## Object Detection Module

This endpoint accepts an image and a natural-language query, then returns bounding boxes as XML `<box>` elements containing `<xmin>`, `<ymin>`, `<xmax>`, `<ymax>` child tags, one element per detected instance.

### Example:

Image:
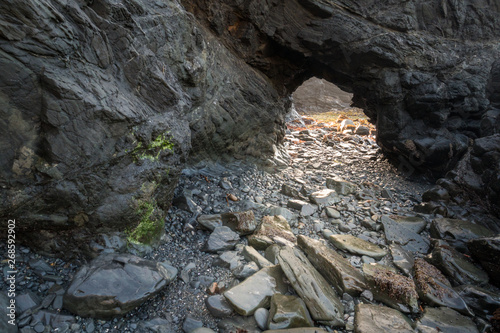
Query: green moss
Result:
<box><xmin>127</xmin><ymin>200</ymin><xmax>164</xmax><ymax>245</ymax></box>
<box><xmin>131</xmin><ymin>133</ymin><xmax>174</xmax><ymax>162</ymax></box>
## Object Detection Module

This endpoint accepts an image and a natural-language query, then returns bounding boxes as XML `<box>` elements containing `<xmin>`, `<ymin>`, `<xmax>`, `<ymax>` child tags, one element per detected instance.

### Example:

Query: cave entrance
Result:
<box><xmin>289</xmin><ymin>77</ymin><xmax>374</xmax><ymax>137</ymax></box>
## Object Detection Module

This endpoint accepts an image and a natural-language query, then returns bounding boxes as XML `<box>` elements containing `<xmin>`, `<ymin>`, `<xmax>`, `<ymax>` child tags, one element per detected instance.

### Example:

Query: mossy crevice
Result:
<box><xmin>127</xmin><ymin>200</ymin><xmax>164</xmax><ymax>245</ymax></box>
<box><xmin>131</xmin><ymin>133</ymin><xmax>174</xmax><ymax>162</ymax></box>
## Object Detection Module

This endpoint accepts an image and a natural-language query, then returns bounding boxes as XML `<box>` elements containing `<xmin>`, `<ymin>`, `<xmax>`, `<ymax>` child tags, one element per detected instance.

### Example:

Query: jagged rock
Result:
<box><xmin>223</xmin><ymin>265</ymin><xmax>287</xmax><ymax>316</ymax></box>
<box><xmin>212</xmin><ymin>251</ymin><xmax>242</xmax><ymax>270</ymax></box>
<box><xmin>362</xmin><ymin>263</ymin><xmax>419</xmax><ymax>313</ymax></box>
<box><xmin>428</xmin><ymin>241</ymin><xmax>489</xmax><ymax>286</ymax></box>
<box><xmin>287</xmin><ymin>199</ymin><xmax>317</xmax><ymax>216</ymax></box>
<box><xmin>468</xmin><ymin>236</ymin><xmax>500</xmax><ymax>287</ymax></box>
<box><xmin>354</xmin><ymin>304</ymin><xmax>414</xmax><ymax>333</ymax></box>
<box><xmin>242</xmin><ymin>246</ymin><xmax>273</xmax><ymax>268</ymax></box>
<box><xmin>205</xmin><ymin>295</ymin><xmax>234</xmax><ymax>318</ymax></box>
<box><xmin>430</xmin><ymin>218</ymin><xmax>494</xmax><ymax>252</ymax></box>
<box><xmin>197</xmin><ymin>215</ymin><xmax>223</xmax><ymax>231</ymax></box>
<box><xmin>278</xmin><ymin>246</ymin><xmax>344</xmax><ymax>326</ymax></box>
<box><xmin>416</xmin><ymin>307</ymin><xmax>479</xmax><ymax>333</ymax></box>
<box><xmin>267</xmin><ymin>294</ymin><xmax>314</xmax><ymax>330</ymax></box>
<box><xmin>203</xmin><ymin>226</ymin><xmax>240</xmax><ymax>253</ymax></box>
<box><xmin>221</xmin><ymin>211</ymin><xmax>257</xmax><ymax>235</ymax></box>
<box><xmin>326</xmin><ymin>177</ymin><xmax>357</xmax><ymax>195</ymax></box>
<box><xmin>414</xmin><ymin>259</ymin><xmax>472</xmax><ymax>316</ymax></box>
<box><xmin>381</xmin><ymin>215</ymin><xmax>430</xmax><ymax>254</ymax></box>
<box><xmin>309</xmin><ymin>189</ymin><xmax>340</xmax><ymax>206</ymax></box>
<box><xmin>232</xmin><ymin>262</ymin><xmax>260</xmax><ymax>279</ymax></box>
<box><xmin>297</xmin><ymin>235</ymin><xmax>367</xmax><ymax>296</ymax></box>
<box><xmin>248</xmin><ymin>215</ymin><xmax>296</xmax><ymax>250</ymax></box>
<box><xmin>390</xmin><ymin>244</ymin><xmax>414</xmax><ymax>276</ymax></box>
<box><xmin>328</xmin><ymin>234</ymin><xmax>387</xmax><ymax>259</ymax></box>
<box><xmin>63</xmin><ymin>253</ymin><xmax>173</xmax><ymax>319</ymax></box>
<box><xmin>281</xmin><ymin>184</ymin><xmax>302</xmax><ymax>198</ymax></box>
<box><xmin>454</xmin><ymin>285</ymin><xmax>500</xmax><ymax>318</ymax></box>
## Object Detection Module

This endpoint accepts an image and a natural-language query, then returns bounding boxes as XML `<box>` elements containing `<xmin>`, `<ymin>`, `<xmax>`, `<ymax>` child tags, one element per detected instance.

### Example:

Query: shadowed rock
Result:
<box><xmin>430</xmin><ymin>218</ymin><xmax>494</xmax><ymax>252</ymax></box>
<box><xmin>468</xmin><ymin>236</ymin><xmax>500</xmax><ymax>287</ymax></box>
<box><xmin>417</xmin><ymin>307</ymin><xmax>479</xmax><ymax>333</ymax></box>
<box><xmin>381</xmin><ymin>215</ymin><xmax>430</xmax><ymax>254</ymax></box>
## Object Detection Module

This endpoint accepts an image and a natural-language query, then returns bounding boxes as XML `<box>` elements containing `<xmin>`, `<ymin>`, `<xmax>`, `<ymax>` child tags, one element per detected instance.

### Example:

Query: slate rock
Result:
<box><xmin>0</xmin><ymin>293</ymin><xmax>17</xmax><ymax>333</ymax></box>
<box><xmin>298</xmin><ymin>235</ymin><xmax>367</xmax><ymax>296</ymax></box>
<box><xmin>233</xmin><ymin>262</ymin><xmax>260</xmax><ymax>279</ymax></box>
<box><xmin>16</xmin><ymin>291</ymin><xmax>41</xmax><ymax>314</ymax></box>
<box><xmin>266</xmin><ymin>206</ymin><xmax>297</xmax><ymax>222</ymax></box>
<box><xmin>248</xmin><ymin>215</ymin><xmax>296</xmax><ymax>250</ymax></box>
<box><xmin>428</xmin><ymin>241</ymin><xmax>489</xmax><ymax>286</ymax></box>
<box><xmin>363</xmin><ymin>263</ymin><xmax>419</xmax><ymax>313</ymax></box>
<box><xmin>278</xmin><ymin>246</ymin><xmax>344</xmax><ymax>326</ymax></box>
<box><xmin>381</xmin><ymin>215</ymin><xmax>430</xmax><ymax>254</ymax></box>
<box><xmin>387</xmin><ymin>215</ymin><xmax>427</xmax><ymax>233</ymax></box>
<box><xmin>281</xmin><ymin>183</ymin><xmax>302</xmax><ymax>198</ymax></box>
<box><xmin>309</xmin><ymin>189</ymin><xmax>340</xmax><ymax>206</ymax></box>
<box><xmin>197</xmin><ymin>215</ymin><xmax>223</xmax><ymax>231</ymax></box>
<box><xmin>414</xmin><ymin>258</ymin><xmax>472</xmax><ymax>316</ymax></box>
<box><xmin>326</xmin><ymin>177</ymin><xmax>357</xmax><ymax>195</ymax></box>
<box><xmin>325</xmin><ymin>206</ymin><xmax>341</xmax><ymax>218</ymax></box>
<box><xmin>63</xmin><ymin>253</ymin><xmax>170</xmax><ymax>319</ymax></box>
<box><xmin>183</xmin><ymin>315</ymin><xmax>203</xmax><ymax>333</ymax></box>
<box><xmin>242</xmin><ymin>246</ymin><xmax>273</xmax><ymax>268</ymax></box>
<box><xmin>287</xmin><ymin>199</ymin><xmax>317</xmax><ymax>216</ymax></box>
<box><xmin>203</xmin><ymin>226</ymin><xmax>240</xmax><ymax>253</ymax></box>
<box><xmin>417</xmin><ymin>307</ymin><xmax>479</xmax><ymax>333</ymax></box>
<box><xmin>267</xmin><ymin>294</ymin><xmax>314</xmax><ymax>330</ymax></box>
<box><xmin>254</xmin><ymin>308</ymin><xmax>269</xmax><ymax>330</ymax></box>
<box><xmin>354</xmin><ymin>303</ymin><xmax>414</xmax><ymax>333</ymax></box>
<box><xmin>221</xmin><ymin>210</ymin><xmax>257</xmax><ymax>235</ymax></box>
<box><xmin>265</xmin><ymin>244</ymin><xmax>282</xmax><ymax>264</ymax></box>
<box><xmin>262</xmin><ymin>329</ymin><xmax>327</xmax><ymax>333</ymax></box>
<box><xmin>455</xmin><ymin>284</ymin><xmax>500</xmax><ymax>320</ymax></box>
<box><xmin>136</xmin><ymin>317</ymin><xmax>174</xmax><ymax>333</ymax></box>
<box><xmin>224</xmin><ymin>265</ymin><xmax>287</xmax><ymax>316</ymax></box>
<box><xmin>390</xmin><ymin>244</ymin><xmax>414</xmax><ymax>276</ymax></box>
<box><xmin>213</xmin><ymin>251</ymin><xmax>242</xmax><ymax>270</ymax></box>
<box><xmin>218</xmin><ymin>316</ymin><xmax>261</xmax><ymax>333</ymax></box>
<box><xmin>468</xmin><ymin>236</ymin><xmax>500</xmax><ymax>287</ymax></box>
<box><xmin>205</xmin><ymin>295</ymin><xmax>234</xmax><ymax>318</ymax></box>
<box><xmin>328</xmin><ymin>234</ymin><xmax>387</xmax><ymax>259</ymax></box>
<box><xmin>430</xmin><ymin>218</ymin><xmax>494</xmax><ymax>252</ymax></box>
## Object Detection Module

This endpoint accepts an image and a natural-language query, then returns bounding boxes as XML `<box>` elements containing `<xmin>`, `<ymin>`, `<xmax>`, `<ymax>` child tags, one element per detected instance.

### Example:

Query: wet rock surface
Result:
<box><xmin>1</xmin><ymin>114</ymin><xmax>499</xmax><ymax>332</ymax></box>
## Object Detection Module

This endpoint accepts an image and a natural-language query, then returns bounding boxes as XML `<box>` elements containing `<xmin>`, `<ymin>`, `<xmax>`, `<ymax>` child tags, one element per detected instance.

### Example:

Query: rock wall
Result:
<box><xmin>0</xmin><ymin>0</ymin><xmax>284</xmax><ymax>256</ymax></box>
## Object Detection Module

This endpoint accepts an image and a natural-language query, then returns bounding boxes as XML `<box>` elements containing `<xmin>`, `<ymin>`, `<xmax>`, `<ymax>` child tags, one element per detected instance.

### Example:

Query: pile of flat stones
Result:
<box><xmin>2</xmin><ymin>116</ymin><xmax>500</xmax><ymax>333</ymax></box>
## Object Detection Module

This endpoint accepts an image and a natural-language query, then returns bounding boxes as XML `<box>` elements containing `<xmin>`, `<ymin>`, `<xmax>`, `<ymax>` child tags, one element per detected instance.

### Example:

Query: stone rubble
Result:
<box><xmin>1</xmin><ymin>114</ymin><xmax>500</xmax><ymax>332</ymax></box>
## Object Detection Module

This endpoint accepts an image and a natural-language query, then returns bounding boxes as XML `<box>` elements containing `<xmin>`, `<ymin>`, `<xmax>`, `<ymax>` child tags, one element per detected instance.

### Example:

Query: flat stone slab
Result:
<box><xmin>326</xmin><ymin>176</ymin><xmax>357</xmax><ymax>195</ymax></box>
<box><xmin>197</xmin><ymin>214</ymin><xmax>223</xmax><ymax>231</ymax></box>
<box><xmin>414</xmin><ymin>259</ymin><xmax>472</xmax><ymax>316</ymax></box>
<box><xmin>354</xmin><ymin>304</ymin><xmax>414</xmax><ymax>333</ymax></box>
<box><xmin>309</xmin><ymin>189</ymin><xmax>340</xmax><ymax>205</ymax></box>
<box><xmin>417</xmin><ymin>307</ymin><xmax>479</xmax><ymax>333</ymax></box>
<box><xmin>298</xmin><ymin>235</ymin><xmax>366</xmax><ymax>296</ymax></box>
<box><xmin>287</xmin><ymin>199</ymin><xmax>317</xmax><ymax>216</ymax></box>
<box><xmin>455</xmin><ymin>285</ymin><xmax>500</xmax><ymax>318</ymax></box>
<box><xmin>203</xmin><ymin>226</ymin><xmax>240</xmax><ymax>253</ymax></box>
<box><xmin>63</xmin><ymin>253</ymin><xmax>173</xmax><ymax>319</ymax></box>
<box><xmin>430</xmin><ymin>218</ymin><xmax>494</xmax><ymax>252</ymax></box>
<box><xmin>223</xmin><ymin>265</ymin><xmax>287</xmax><ymax>316</ymax></box>
<box><xmin>278</xmin><ymin>246</ymin><xmax>344</xmax><ymax>327</ymax></box>
<box><xmin>328</xmin><ymin>234</ymin><xmax>387</xmax><ymax>259</ymax></box>
<box><xmin>362</xmin><ymin>263</ymin><xmax>419</xmax><ymax>313</ymax></box>
<box><xmin>390</xmin><ymin>244</ymin><xmax>414</xmax><ymax>276</ymax></box>
<box><xmin>248</xmin><ymin>215</ymin><xmax>297</xmax><ymax>250</ymax></box>
<box><xmin>267</xmin><ymin>294</ymin><xmax>314</xmax><ymax>330</ymax></box>
<box><xmin>387</xmin><ymin>215</ymin><xmax>427</xmax><ymax>233</ymax></box>
<box><xmin>381</xmin><ymin>215</ymin><xmax>429</xmax><ymax>254</ymax></box>
<box><xmin>242</xmin><ymin>246</ymin><xmax>273</xmax><ymax>268</ymax></box>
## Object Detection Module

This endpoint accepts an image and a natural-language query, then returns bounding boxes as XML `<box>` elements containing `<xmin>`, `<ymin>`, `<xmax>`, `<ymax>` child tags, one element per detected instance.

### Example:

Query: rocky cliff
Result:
<box><xmin>1</xmin><ymin>0</ymin><xmax>499</xmax><ymax>256</ymax></box>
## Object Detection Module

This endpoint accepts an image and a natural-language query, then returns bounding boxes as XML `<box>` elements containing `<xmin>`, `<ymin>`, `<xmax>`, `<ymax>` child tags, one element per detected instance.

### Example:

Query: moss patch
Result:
<box><xmin>131</xmin><ymin>133</ymin><xmax>174</xmax><ymax>162</ymax></box>
<box><xmin>127</xmin><ymin>200</ymin><xmax>164</xmax><ymax>245</ymax></box>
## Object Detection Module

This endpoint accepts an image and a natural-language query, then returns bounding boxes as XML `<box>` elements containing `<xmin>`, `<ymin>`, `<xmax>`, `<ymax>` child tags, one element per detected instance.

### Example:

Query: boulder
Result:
<box><xmin>297</xmin><ymin>235</ymin><xmax>367</xmax><ymax>296</ymax></box>
<box><xmin>278</xmin><ymin>246</ymin><xmax>344</xmax><ymax>326</ymax></box>
<box><xmin>326</xmin><ymin>177</ymin><xmax>357</xmax><ymax>195</ymax></box>
<box><xmin>63</xmin><ymin>253</ymin><xmax>174</xmax><ymax>318</ymax></box>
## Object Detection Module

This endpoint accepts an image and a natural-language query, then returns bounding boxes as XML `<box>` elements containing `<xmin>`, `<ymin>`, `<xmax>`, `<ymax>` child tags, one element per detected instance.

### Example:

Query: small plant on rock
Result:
<box><xmin>127</xmin><ymin>200</ymin><xmax>164</xmax><ymax>245</ymax></box>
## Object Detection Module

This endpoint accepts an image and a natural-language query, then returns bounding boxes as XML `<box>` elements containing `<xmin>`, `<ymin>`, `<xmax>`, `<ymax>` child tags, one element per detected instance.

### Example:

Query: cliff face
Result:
<box><xmin>1</xmin><ymin>0</ymin><xmax>499</xmax><ymax>256</ymax></box>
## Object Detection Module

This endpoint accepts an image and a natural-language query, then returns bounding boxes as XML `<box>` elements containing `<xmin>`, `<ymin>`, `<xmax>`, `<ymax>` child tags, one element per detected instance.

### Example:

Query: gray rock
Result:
<box><xmin>203</xmin><ymin>226</ymin><xmax>240</xmax><ymax>253</ymax></box>
<box><xmin>157</xmin><ymin>261</ymin><xmax>178</xmax><ymax>283</ymax></box>
<box><xmin>218</xmin><ymin>316</ymin><xmax>261</xmax><ymax>333</ymax></box>
<box><xmin>267</xmin><ymin>294</ymin><xmax>314</xmax><ymax>330</ymax></box>
<box><xmin>191</xmin><ymin>329</ymin><xmax>217</xmax><ymax>333</ymax></box>
<box><xmin>325</xmin><ymin>206</ymin><xmax>341</xmax><ymax>219</ymax></box>
<box><xmin>430</xmin><ymin>218</ymin><xmax>494</xmax><ymax>252</ymax></box>
<box><xmin>417</xmin><ymin>307</ymin><xmax>479</xmax><ymax>333</ymax></box>
<box><xmin>248</xmin><ymin>215</ymin><xmax>296</xmax><ymax>250</ymax></box>
<box><xmin>362</xmin><ymin>263</ymin><xmax>419</xmax><ymax>313</ymax></box>
<box><xmin>242</xmin><ymin>246</ymin><xmax>273</xmax><ymax>268</ymax></box>
<box><xmin>205</xmin><ymin>295</ymin><xmax>234</xmax><ymax>318</ymax></box>
<box><xmin>265</xmin><ymin>244</ymin><xmax>282</xmax><ymax>264</ymax></box>
<box><xmin>298</xmin><ymin>235</ymin><xmax>367</xmax><ymax>296</ymax></box>
<box><xmin>381</xmin><ymin>215</ymin><xmax>430</xmax><ymax>254</ymax></box>
<box><xmin>326</xmin><ymin>177</ymin><xmax>357</xmax><ymax>195</ymax></box>
<box><xmin>197</xmin><ymin>215</ymin><xmax>223</xmax><ymax>231</ymax></box>
<box><xmin>414</xmin><ymin>258</ymin><xmax>473</xmax><ymax>316</ymax></box>
<box><xmin>281</xmin><ymin>183</ymin><xmax>302</xmax><ymax>198</ymax></box>
<box><xmin>213</xmin><ymin>251</ymin><xmax>242</xmax><ymax>270</ymax></box>
<box><xmin>354</xmin><ymin>304</ymin><xmax>414</xmax><ymax>333</ymax></box>
<box><xmin>63</xmin><ymin>253</ymin><xmax>170</xmax><ymax>319</ymax></box>
<box><xmin>136</xmin><ymin>317</ymin><xmax>174</xmax><ymax>333</ymax></box>
<box><xmin>224</xmin><ymin>265</ymin><xmax>287</xmax><ymax>316</ymax></box>
<box><xmin>309</xmin><ymin>189</ymin><xmax>340</xmax><ymax>205</ymax></box>
<box><xmin>183</xmin><ymin>315</ymin><xmax>203</xmax><ymax>333</ymax></box>
<box><xmin>221</xmin><ymin>210</ymin><xmax>257</xmax><ymax>235</ymax></box>
<box><xmin>390</xmin><ymin>244</ymin><xmax>414</xmax><ymax>276</ymax></box>
<box><xmin>233</xmin><ymin>261</ymin><xmax>260</xmax><ymax>279</ymax></box>
<box><xmin>468</xmin><ymin>236</ymin><xmax>500</xmax><ymax>287</ymax></box>
<box><xmin>328</xmin><ymin>234</ymin><xmax>387</xmax><ymax>259</ymax></box>
<box><xmin>16</xmin><ymin>291</ymin><xmax>40</xmax><ymax>314</ymax></box>
<box><xmin>266</xmin><ymin>206</ymin><xmax>297</xmax><ymax>222</ymax></box>
<box><xmin>0</xmin><ymin>293</ymin><xmax>17</xmax><ymax>333</ymax></box>
<box><xmin>428</xmin><ymin>241</ymin><xmax>489</xmax><ymax>286</ymax></box>
<box><xmin>454</xmin><ymin>285</ymin><xmax>500</xmax><ymax>318</ymax></box>
<box><xmin>287</xmin><ymin>199</ymin><xmax>317</xmax><ymax>216</ymax></box>
<box><xmin>262</xmin><ymin>329</ymin><xmax>328</xmax><ymax>333</ymax></box>
<box><xmin>278</xmin><ymin>246</ymin><xmax>344</xmax><ymax>326</ymax></box>
<box><xmin>254</xmin><ymin>308</ymin><xmax>269</xmax><ymax>330</ymax></box>
<box><xmin>386</xmin><ymin>215</ymin><xmax>427</xmax><ymax>233</ymax></box>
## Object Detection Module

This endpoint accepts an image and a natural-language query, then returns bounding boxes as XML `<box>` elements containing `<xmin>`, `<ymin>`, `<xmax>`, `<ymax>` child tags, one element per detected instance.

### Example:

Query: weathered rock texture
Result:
<box><xmin>2</xmin><ymin>0</ymin><xmax>500</xmax><ymax>255</ymax></box>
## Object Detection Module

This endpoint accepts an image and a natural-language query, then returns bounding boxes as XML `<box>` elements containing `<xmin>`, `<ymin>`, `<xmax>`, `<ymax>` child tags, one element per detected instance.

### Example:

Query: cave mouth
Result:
<box><xmin>290</xmin><ymin>77</ymin><xmax>375</xmax><ymax>137</ymax></box>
